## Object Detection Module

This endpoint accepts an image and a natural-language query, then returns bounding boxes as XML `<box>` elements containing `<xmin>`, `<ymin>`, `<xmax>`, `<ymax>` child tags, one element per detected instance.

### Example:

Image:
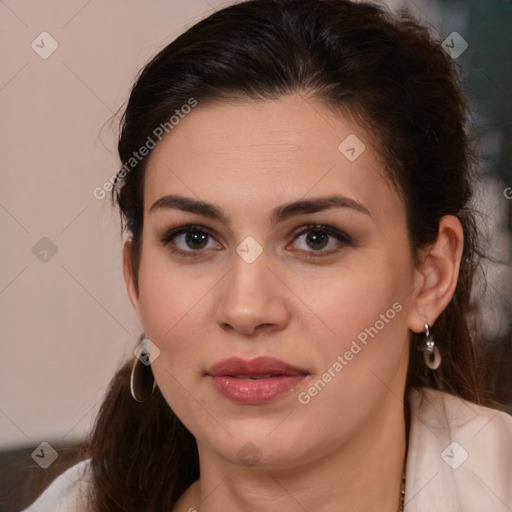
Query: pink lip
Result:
<box><xmin>207</xmin><ymin>357</ymin><xmax>308</xmax><ymax>405</ymax></box>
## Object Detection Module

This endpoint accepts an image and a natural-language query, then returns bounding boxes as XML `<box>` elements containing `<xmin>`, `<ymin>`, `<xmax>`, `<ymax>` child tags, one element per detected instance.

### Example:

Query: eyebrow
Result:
<box><xmin>149</xmin><ymin>194</ymin><xmax>371</xmax><ymax>226</ymax></box>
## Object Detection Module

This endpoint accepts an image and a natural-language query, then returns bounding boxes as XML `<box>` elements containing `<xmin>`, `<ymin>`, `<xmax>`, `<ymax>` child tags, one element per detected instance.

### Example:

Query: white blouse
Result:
<box><xmin>23</xmin><ymin>387</ymin><xmax>512</xmax><ymax>511</ymax></box>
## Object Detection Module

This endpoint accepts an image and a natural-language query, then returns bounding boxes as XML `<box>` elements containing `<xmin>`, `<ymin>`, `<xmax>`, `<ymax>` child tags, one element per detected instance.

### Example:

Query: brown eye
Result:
<box><xmin>305</xmin><ymin>229</ymin><xmax>330</xmax><ymax>250</ymax></box>
<box><xmin>290</xmin><ymin>225</ymin><xmax>352</xmax><ymax>256</ymax></box>
<box><xmin>159</xmin><ymin>225</ymin><xmax>222</xmax><ymax>256</ymax></box>
<box><xmin>184</xmin><ymin>230</ymin><xmax>209</xmax><ymax>250</ymax></box>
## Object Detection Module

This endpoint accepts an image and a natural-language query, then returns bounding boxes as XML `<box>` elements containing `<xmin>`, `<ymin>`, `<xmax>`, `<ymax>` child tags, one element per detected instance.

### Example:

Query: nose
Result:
<box><xmin>215</xmin><ymin>252</ymin><xmax>290</xmax><ymax>336</ymax></box>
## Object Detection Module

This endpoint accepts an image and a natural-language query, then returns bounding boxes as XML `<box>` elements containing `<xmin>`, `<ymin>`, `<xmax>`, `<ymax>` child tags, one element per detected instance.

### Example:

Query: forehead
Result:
<box><xmin>143</xmin><ymin>94</ymin><xmax>402</xmax><ymax>224</ymax></box>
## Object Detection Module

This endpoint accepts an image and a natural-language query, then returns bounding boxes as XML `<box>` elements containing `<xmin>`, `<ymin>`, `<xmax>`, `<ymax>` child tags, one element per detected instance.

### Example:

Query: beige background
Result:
<box><xmin>2</xmin><ymin>0</ymin><xmax>507</xmax><ymax>450</ymax></box>
<box><xmin>0</xmin><ymin>0</ymin><xmax>241</xmax><ymax>449</ymax></box>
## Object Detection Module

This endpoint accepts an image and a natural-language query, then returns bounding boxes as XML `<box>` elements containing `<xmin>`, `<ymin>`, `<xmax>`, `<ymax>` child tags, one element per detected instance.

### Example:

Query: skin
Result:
<box><xmin>123</xmin><ymin>94</ymin><xmax>463</xmax><ymax>512</ymax></box>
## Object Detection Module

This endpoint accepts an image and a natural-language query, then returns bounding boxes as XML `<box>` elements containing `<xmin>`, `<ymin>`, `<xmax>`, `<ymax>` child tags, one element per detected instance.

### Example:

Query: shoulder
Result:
<box><xmin>405</xmin><ymin>387</ymin><xmax>512</xmax><ymax>512</ymax></box>
<box><xmin>22</xmin><ymin>458</ymin><xmax>92</xmax><ymax>512</ymax></box>
<box><xmin>410</xmin><ymin>386</ymin><xmax>512</xmax><ymax>439</ymax></box>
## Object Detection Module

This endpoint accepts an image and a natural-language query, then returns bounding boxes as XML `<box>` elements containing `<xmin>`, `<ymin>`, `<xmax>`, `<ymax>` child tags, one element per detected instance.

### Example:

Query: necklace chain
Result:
<box><xmin>398</xmin><ymin>452</ymin><xmax>407</xmax><ymax>512</ymax></box>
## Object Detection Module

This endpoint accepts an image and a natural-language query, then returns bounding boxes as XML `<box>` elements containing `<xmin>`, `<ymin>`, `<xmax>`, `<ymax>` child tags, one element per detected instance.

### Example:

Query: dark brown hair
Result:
<box><xmin>86</xmin><ymin>0</ymin><xmax>485</xmax><ymax>509</ymax></box>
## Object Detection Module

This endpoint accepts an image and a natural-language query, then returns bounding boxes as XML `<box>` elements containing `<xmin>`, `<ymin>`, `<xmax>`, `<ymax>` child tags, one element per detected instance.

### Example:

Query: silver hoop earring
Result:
<box><xmin>423</xmin><ymin>323</ymin><xmax>441</xmax><ymax>370</ymax></box>
<box><xmin>130</xmin><ymin>333</ymin><xmax>156</xmax><ymax>402</ymax></box>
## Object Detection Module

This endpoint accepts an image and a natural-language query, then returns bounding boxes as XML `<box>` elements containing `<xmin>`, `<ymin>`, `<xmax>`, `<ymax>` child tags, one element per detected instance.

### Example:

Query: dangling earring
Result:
<box><xmin>130</xmin><ymin>333</ymin><xmax>156</xmax><ymax>402</ymax></box>
<box><xmin>423</xmin><ymin>323</ymin><xmax>441</xmax><ymax>370</ymax></box>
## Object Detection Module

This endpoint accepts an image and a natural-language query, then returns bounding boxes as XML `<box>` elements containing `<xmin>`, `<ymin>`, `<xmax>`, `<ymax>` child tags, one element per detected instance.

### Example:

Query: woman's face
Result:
<box><xmin>126</xmin><ymin>94</ymin><xmax>420</xmax><ymax>469</ymax></box>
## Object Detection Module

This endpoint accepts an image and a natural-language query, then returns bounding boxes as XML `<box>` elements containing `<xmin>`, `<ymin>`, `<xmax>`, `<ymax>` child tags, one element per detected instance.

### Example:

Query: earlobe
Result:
<box><xmin>408</xmin><ymin>215</ymin><xmax>464</xmax><ymax>333</ymax></box>
<box><xmin>123</xmin><ymin>239</ymin><xmax>140</xmax><ymax>315</ymax></box>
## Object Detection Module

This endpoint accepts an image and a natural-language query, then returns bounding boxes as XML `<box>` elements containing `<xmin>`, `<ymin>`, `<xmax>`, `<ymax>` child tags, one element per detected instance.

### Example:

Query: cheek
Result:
<box><xmin>306</xmin><ymin>257</ymin><xmax>403</xmax><ymax>351</ymax></box>
<box><xmin>136</xmin><ymin>247</ymin><xmax>190</xmax><ymax>349</ymax></box>
<box><xmin>136</xmin><ymin>265</ymin><xmax>213</xmax><ymax>424</ymax></box>
<box><xmin>137</xmin><ymin>265</ymin><xmax>210</xmax><ymax>354</ymax></box>
<box><xmin>135</xmin><ymin>244</ymin><xmax>224</xmax><ymax>393</ymax></box>
<box><xmin>301</xmin><ymin>254</ymin><xmax>410</xmax><ymax>404</ymax></box>
<box><xmin>290</xmin><ymin>280</ymin><xmax>409</xmax><ymax>452</ymax></box>
<box><xmin>136</xmin><ymin>253</ymin><xmax>226</xmax><ymax>437</ymax></box>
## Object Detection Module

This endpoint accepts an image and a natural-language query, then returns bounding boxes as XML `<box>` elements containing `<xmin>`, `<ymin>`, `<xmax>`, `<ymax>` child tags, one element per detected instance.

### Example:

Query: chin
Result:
<box><xmin>196</xmin><ymin>419</ymin><xmax>318</xmax><ymax>470</ymax></box>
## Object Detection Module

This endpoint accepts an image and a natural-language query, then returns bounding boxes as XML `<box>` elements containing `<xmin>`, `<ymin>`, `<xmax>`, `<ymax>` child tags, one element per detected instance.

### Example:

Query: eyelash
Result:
<box><xmin>158</xmin><ymin>223</ymin><xmax>352</xmax><ymax>259</ymax></box>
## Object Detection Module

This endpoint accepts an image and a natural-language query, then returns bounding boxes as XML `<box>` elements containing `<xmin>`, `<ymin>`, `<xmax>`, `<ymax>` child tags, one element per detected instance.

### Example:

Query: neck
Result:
<box><xmin>174</xmin><ymin>396</ymin><xmax>407</xmax><ymax>512</ymax></box>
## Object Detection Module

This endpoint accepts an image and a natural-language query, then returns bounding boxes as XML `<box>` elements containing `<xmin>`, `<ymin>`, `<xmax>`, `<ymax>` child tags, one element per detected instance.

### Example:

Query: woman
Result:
<box><xmin>24</xmin><ymin>0</ymin><xmax>512</xmax><ymax>510</ymax></box>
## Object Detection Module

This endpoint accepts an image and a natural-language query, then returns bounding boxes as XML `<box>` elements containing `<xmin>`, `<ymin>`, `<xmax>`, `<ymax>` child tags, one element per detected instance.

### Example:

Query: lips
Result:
<box><xmin>207</xmin><ymin>357</ymin><xmax>308</xmax><ymax>405</ymax></box>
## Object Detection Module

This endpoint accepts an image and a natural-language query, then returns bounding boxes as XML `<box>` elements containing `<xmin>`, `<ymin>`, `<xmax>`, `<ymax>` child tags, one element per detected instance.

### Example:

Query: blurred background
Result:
<box><xmin>0</xmin><ymin>0</ymin><xmax>510</xmax><ymax>510</ymax></box>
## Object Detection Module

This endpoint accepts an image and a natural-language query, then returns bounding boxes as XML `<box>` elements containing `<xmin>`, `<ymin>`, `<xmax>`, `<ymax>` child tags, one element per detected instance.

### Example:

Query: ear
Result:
<box><xmin>408</xmin><ymin>215</ymin><xmax>464</xmax><ymax>333</ymax></box>
<box><xmin>123</xmin><ymin>239</ymin><xmax>141</xmax><ymax>319</ymax></box>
